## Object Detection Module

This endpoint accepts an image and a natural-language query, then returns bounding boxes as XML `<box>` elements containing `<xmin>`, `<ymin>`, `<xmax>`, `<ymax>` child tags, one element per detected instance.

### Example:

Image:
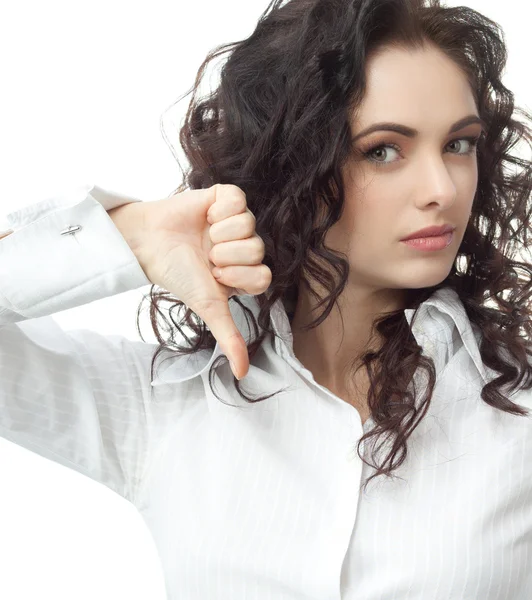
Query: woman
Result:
<box><xmin>1</xmin><ymin>0</ymin><xmax>531</xmax><ymax>598</ymax></box>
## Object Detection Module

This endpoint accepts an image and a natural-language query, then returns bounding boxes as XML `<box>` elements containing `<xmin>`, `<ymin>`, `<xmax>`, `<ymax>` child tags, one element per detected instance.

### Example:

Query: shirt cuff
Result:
<box><xmin>0</xmin><ymin>183</ymin><xmax>152</xmax><ymax>323</ymax></box>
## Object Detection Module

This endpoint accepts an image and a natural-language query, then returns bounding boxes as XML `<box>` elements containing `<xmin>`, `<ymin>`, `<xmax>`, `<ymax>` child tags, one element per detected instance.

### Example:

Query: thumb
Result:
<box><xmin>199</xmin><ymin>298</ymin><xmax>248</xmax><ymax>380</ymax></box>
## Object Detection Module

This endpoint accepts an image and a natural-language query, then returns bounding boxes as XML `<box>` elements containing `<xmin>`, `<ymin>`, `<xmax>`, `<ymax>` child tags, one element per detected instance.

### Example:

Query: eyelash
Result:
<box><xmin>361</xmin><ymin>135</ymin><xmax>482</xmax><ymax>167</ymax></box>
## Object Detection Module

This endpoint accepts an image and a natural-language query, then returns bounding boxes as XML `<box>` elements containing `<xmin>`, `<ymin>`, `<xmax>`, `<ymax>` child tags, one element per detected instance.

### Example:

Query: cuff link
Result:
<box><xmin>60</xmin><ymin>224</ymin><xmax>82</xmax><ymax>236</ymax></box>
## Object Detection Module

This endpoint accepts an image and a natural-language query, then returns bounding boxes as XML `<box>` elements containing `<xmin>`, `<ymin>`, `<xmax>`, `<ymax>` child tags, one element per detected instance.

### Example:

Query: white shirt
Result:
<box><xmin>1</xmin><ymin>184</ymin><xmax>531</xmax><ymax>600</ymax></box>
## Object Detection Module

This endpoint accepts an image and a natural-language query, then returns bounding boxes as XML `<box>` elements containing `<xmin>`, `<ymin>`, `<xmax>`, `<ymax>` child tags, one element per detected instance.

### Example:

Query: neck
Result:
<box><xmin>289</xmin><ymin>281</ymin><xmax>408</xmax><ymax>391</ymax></box>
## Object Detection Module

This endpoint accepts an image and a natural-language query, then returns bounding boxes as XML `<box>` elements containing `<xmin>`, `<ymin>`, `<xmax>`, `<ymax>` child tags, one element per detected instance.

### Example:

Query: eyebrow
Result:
<box><xmin>352</xmin><ymin>115</ymin><xmax>487</xmax><ymax>143</ymax></box>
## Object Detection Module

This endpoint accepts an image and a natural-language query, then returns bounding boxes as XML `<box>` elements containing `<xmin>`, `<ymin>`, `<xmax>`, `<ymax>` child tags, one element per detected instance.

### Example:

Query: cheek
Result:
<box><xmin>325</xmin><ymin>167</ymin><xmax>394</xmax><ymax>245</ymax></box>
<box><xmin>342</xmin><ymin>196</ymin><xmax>389</xmax><ymax>235</ymax></box>
<box><xmin>333</xmin><ymin>206</ymin><xmax>384</xmax><ymax>253</ymax></box>
<box><xmin>469</xmin><ymin>171</ymin><xmax>479</xmax><ymax>199</ymax></box>
<box><xmin>456</xmin><ymin>163</ymin><xmax>478</xmax><ymax>196</ymax></box>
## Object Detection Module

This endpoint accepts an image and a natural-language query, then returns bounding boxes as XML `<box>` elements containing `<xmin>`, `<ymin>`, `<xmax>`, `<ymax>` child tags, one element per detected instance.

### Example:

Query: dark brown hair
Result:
<box><xmin>137</xmin><ymin>0</ymin><xmax>532</xmax><ymax>492</ymax></box>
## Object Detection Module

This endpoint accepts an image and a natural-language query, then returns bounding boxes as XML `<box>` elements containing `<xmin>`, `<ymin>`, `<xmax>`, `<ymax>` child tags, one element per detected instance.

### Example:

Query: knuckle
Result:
<box><xmin>243</xmin><ymin>214</ymin><xmax>256</xmax><ymax>236</ymax></box>
<box><xmin>252</xmin><ymin>242</ymin><xmax>263</xmax><ymax>262</ymax></box>
<box><xmin>256</xmin><ymin>236</ymin><xmax>265</xmax><ymax>257</ymax></box>
<box><xmin>208</xmin><ymin>247</ymin><xmax>219</xmax><ymax>263</ymax></box>
<box><xmin>219</xmin><ymin>183</ymin><xmax>245</xmax><ymax>196</ymax></box>
<box><xmin>212</xmin><ymin>184</ymin><xmax>247</xmax><ymax>211</ymax></box>
<box><xmin>233</xmin><ymin>195</ymin><xmax>247</xmax><ymax>213</ymax></box>
<box><xmin>260</xmin><ymin>266</ymin><xmax>272</xmax><ymax>289</ymax></box>
<box><xmin>211</xmin><ymin>183</ymin><xmax>224</xmax><ymax>199</ymax></box>
<box><xmin>208</xmin><ymin>223</ymin><xmax>219</xmax><ymax>242</ymax></box>
<box><xmin>216</xmin><ymin>184</ymin><xmax>247</xmax><ymax>204</ymax></box>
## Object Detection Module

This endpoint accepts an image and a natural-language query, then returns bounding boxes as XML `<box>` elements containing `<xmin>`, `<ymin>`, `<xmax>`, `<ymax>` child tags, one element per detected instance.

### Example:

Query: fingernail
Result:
<box><xmin>230</xmin><ymin>361</ymin><xmax>241</xmax><ymax>380</ymax></box>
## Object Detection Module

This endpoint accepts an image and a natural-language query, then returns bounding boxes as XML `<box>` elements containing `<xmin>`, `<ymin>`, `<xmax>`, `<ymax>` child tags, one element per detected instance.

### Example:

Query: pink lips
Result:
<box><xmin>401</xmin><ymin>224</ymin><xmax>455</xmax><ymax>241</ymax></box>
<box><xmin>402</xmin><ymin>231</ymin><xmax>454</xmax><ymax>251</ymax></box>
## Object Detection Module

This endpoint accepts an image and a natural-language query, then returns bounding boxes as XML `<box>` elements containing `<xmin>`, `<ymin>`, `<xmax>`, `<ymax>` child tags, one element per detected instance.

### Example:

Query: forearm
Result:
<box><xmin>0</xmin><ymin>202</ymin><xmax>145</xmax><ymax>247</ymax></box>
<box><xmin>0</xmin><ymin>200</ymin><xmax>145</xmax><ymax>245</ymax></box>
<box><xmin>0</xmin><ymin>190</ymin><xmax>152</xmax><ymax>326</ymax></box>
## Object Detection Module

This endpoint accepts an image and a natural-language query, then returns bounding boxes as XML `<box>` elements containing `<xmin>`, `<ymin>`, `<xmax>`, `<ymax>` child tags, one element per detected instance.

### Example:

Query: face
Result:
<box><xmin>325</xmin><ymin>43</ymin><xmax>483</xmax><ymax>297</ymax></box>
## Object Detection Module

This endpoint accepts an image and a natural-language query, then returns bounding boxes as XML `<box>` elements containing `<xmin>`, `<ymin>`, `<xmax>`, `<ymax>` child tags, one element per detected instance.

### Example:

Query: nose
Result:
<box><xmin>416</xmin><ymin>159</ymin><xmax>457</xmax><ymax>210</ymax></box>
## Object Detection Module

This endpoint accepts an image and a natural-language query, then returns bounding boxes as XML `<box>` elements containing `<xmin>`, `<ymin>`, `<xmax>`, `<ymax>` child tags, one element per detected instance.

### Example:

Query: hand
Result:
<box><xmin>126</xmin><ymin>184</ymin><xmax>272</xmax><ymax>380</ymax></box>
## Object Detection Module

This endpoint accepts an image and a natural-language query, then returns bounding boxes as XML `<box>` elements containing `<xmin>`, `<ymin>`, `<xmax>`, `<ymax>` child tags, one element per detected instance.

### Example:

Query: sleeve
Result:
<box><xmin>0</xmin><ymin>183</ymin><xmax>152</xmax><ymax>323</ymax></box>
<box><xmin>0</xmin><ymin>184</ymin><xmax>179</xmax><ymax>506</ymax></box>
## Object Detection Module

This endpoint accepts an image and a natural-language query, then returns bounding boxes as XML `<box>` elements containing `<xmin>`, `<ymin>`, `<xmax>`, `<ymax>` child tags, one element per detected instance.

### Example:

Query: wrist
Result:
<box><xmin>108</xmin><ymin>201</ymin><xmax>147</xmax><ymax>257</ymax></box>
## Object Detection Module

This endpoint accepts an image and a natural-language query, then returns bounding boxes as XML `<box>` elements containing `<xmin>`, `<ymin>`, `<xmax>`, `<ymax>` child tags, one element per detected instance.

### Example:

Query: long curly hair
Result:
<box><xmin>137</xmin><ymin>0</ymin><xmax>532</xmax><ymax>492</ymax></box>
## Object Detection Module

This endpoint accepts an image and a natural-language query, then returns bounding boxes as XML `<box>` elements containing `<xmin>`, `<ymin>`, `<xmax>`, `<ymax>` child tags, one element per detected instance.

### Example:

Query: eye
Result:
<box><xmin>362</xmin><ymin>143</ymin><xmax>401</xmax><ymax>165</ymax></box>
<box><xmin>361</xmin><ymin>135</ymin><xmax>481</xmax><ymax>167</ymax></box>
<box><xmin>447</xmin><ymin>137</ymin><xmax>480</xmax><ymax>155</ymax></box>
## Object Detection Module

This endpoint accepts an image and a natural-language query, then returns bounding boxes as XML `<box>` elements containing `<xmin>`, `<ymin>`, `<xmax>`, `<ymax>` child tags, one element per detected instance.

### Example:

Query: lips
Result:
<box><xmin>401</xmin><ymin>224</ymin><xmax>455</xmax><ymax>241</ymax></box>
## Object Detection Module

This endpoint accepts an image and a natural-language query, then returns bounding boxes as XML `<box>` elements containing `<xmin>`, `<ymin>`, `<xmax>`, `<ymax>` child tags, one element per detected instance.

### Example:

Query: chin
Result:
<box><xmin>403</xmin><ymin>269</ymin><xmax>453</xmax><ymax>289</ymax></box>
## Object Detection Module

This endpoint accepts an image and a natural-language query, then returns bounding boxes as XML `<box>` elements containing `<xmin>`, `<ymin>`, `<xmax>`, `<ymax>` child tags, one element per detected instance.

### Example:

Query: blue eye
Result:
<box><xmin>362</xmin><ymin>136</ymin><xmax>481</xmax><ymax>167</ymax></box>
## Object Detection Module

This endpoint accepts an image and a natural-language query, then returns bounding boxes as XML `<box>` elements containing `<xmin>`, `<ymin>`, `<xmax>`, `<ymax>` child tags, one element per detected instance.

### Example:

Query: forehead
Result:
<box><xmin>354</xmin><ymin>45</ymin><xmax>478</xmax><ymax>131</ymax></box>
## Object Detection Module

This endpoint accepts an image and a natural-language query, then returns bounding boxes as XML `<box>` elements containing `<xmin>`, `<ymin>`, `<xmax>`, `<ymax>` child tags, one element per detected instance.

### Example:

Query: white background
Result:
<box><xmin>0</xmin><ymin>1</ymin><xmax>529</xmax><ymax>598</ymax></box>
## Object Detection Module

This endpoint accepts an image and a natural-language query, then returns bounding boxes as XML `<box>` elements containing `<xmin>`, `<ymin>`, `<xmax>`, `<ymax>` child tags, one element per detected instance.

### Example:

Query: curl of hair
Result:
<box><xmin>136</xmin><ymin>0</ymin><xmax>532</xmax><ymax>493</ymax></box>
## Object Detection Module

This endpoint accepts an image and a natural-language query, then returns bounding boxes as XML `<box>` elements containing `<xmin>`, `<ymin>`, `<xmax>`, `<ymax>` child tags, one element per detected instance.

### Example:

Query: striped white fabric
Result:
<box><xmin>1</xmin><ymin>184</ymin><xmax>531</xmax><ymax>599</ymax></box>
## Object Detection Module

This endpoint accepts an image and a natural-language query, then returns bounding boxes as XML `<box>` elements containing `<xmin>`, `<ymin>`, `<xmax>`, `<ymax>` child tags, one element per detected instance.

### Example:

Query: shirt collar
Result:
<box><xmin>151</xmin><ymin>286</ymin><xmax>489</xmax><ymax>387</ymax></box>
<box><xmin>403</xmin><ymin>287</ymin><xmax>490</xmax><ymax>386</ymax></box>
